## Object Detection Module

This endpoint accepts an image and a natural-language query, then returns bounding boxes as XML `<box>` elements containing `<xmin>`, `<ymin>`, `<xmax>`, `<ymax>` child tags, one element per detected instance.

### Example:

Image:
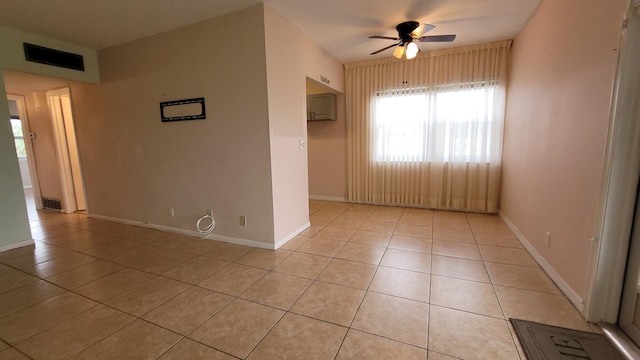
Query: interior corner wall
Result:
<box><xmin>0</xmin><ymin>74</ymin><xmax>32</xmax><ymax>249</ymax></box>
<box><xmin>70</xmin><ymin>5</ymin><xmax>276</xmax><ymax>246</ymax></box>
<box><xmin>500</xmin><ymin>0</ymin><xmax>626</xmax><ymax>302</ymax></box>
<box><xmin>263</xmin><ymin>4</ymin><xmax>345</xmax><ymax>244</ymax></box>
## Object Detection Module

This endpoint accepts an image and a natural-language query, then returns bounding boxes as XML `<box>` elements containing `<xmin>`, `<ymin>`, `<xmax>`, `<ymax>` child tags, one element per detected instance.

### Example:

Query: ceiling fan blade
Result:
<box><xmin>370</xmin><ymin>42</ymin><xmax>401</xmax><ymax>55</ymax></box>
<box><xmin>412</xmin><ymin>23</ymin><xmax>435</xmax><ymax>37</ymax></box>
<box><xmin>418</xmin><ymin>34</ymin><xmax>457</xmax><ymax>42</ymax></box>
<box><xmin>369</xmin><ymin>35</ymin><xmax>401</xmax><ymax>41</ymax></box>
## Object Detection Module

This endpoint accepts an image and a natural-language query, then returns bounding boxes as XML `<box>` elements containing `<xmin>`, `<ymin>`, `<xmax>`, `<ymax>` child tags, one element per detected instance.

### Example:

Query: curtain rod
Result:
<box><xmin>345</xmin><ymin>39</ymin><xmax>512</xmax><ymax>70</ymax></box>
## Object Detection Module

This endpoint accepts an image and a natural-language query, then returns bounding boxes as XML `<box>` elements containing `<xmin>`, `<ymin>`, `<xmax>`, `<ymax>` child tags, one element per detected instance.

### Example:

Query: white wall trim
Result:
<box><xmin>309</xmin><ymin>195</ymin><xmax>346</xmax><ymax>202</ymax></box>
<box><xmin>274</xmin><ymin>221</ymin><xmax>311</xmax><ymax>250</ymax></box>
<box><xmin>0</xmin><ymin>239</ymin><xmax>35</xmax><ymax>253</ymax></box>
<box><xmin>87</xmin><ymin>213</ymin><xmax>275</xmax><ymax>250</ymax></box>
<box><xmin>213</xmin><ymin>234</ymin><xmax>277</xmax><ymax>250</ymax></box>
<box><xmin>500</xmin><ymin>211</ymin><xmax>585</xmax><ymax>313</ymax></box>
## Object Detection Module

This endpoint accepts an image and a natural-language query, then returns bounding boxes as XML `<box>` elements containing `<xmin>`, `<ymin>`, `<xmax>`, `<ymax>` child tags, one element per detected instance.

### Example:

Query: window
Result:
<box><xmin>374</xmin><ymin>92</ymin><xmax>428</xmax><ymax>162</ymax></box>
<box><xmin>10</xmin><ymin>118</ymin><xmax>27</xmax><ymax>158</ymax></box>
<box><xmin>374</xmin><ymin>86</ymin><xmax>495</xmax><ymax>163</ymax></box>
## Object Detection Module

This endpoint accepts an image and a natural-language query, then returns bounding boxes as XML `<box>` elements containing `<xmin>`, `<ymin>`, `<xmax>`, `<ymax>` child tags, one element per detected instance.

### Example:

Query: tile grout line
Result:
<box><xmin>467</xmin><ymin>211</ymin><xmax>525</xmax><ymax>359</ymax></box>
<box><xmin>4</xmin><ymin>201</ymin><xmax>559</xmax><ymax>359</ymax></box>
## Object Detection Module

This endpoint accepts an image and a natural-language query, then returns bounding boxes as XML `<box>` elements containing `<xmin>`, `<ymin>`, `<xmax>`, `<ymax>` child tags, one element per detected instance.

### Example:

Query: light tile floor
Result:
<box><xmin>0</xmin><ymin>200</ymin><xmax>597</xmax><ymax>359</ymax></box>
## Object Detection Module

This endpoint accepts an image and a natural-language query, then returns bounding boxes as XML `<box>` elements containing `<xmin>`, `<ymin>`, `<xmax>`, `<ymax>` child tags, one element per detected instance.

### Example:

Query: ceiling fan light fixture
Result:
<box><xmin>392</xmin><ymin>45</ymin><xmax>405</xmax><ymax>59</ymax></box>
<box><xmin>405</xmin><ymin>42</ymin><xmax>419</xmax><ymax>59</ymax></box>
<box><xmin>369</xmin><ymin>21</ymin><xmax>454</xmax><ymax>59</ymax></box>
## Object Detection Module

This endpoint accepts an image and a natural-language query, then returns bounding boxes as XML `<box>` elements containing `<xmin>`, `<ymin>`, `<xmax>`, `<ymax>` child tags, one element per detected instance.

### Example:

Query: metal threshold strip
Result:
<box><xmin>600</xmin><ymin>322</ymin><xmax>640</xmax><ymax>360</ymax></box>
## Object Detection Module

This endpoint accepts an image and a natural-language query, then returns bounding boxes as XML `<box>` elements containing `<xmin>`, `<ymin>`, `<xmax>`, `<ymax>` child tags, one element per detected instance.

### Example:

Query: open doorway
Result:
<box><xmin>305</xmin><ymin>77</ymin><xmax>347</xmax><ymax>202</ymax></box>
<box><xmin>47</xmin><ymin>87</ymin><xmax>86</xmax><ymax>213</ymax></box>
<box><xmin>7</xmin><ymin>95</ymin><xmax>41</xmax><ymax>215</ymax></box>
<box><xmin>4</xmin><ymin>70</ymin><xmax>89</xmax><ymax>216</ymax></box>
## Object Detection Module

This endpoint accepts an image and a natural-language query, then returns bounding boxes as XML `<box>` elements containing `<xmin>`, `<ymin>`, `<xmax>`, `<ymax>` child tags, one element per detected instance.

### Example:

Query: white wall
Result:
<box><xmin>500</xmin><ymin>0</ymin><xmax>626</xmax><ymax>306</ymax></box>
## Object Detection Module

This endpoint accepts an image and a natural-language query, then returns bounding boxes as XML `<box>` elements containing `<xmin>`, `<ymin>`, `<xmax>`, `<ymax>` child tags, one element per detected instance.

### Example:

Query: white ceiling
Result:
<box><xmin>0</xmin><ymin>0</ymin><xmax>540</xmax><ymax>64</ymax></box>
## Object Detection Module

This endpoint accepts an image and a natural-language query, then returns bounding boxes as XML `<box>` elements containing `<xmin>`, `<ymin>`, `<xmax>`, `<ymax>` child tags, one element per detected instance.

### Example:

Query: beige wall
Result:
<box><xmin>306</xmin><ymin>79</ymin><xmax>347</xmax><ymax>200</ymax></box>
<box><xmin>501</xmin><ymin>0</ymin><xmax>626</xmax><ymax>303</ymax></box>
<box><xmin>263</xmin><ymin>5</ymin><xmax>344</xmax><ymax>244</ymax></box>
<box><xmin>70</xmin><ymin>5</ymin><xmax>277</xmax><ymax>246</ymax></box>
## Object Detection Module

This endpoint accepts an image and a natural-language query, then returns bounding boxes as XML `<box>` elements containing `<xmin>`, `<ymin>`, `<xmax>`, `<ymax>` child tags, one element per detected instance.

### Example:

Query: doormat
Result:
<box><xmin>510</xmin><ymin>319</ymin><xmax>624</xmax><ymax>360</ymax></box>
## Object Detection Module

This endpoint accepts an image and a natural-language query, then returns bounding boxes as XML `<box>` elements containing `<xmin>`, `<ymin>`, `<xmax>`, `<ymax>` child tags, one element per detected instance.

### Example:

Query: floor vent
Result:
<box><xmin>42</xmin><ymin>197</ymin><xmax>62</xmax><ymax>211</ymax></box>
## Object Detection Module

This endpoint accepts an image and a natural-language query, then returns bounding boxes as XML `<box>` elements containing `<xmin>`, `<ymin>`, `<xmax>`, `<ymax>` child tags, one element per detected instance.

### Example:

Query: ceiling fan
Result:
<box><xmin>369</xmin><ymin>21</ymin><xmax>456</xmax><ymax>59</ymax></box>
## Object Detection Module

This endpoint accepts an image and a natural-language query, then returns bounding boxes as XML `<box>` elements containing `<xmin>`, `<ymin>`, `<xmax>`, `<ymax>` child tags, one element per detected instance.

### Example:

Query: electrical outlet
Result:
<box><xmin>169</xmin><ymin>208</ymin><xmax>175</xmax><ymax>218</ymax></box>
<box><xmin>240</xmin><ymin>215</ymin><xmax>247</xmax><ymax>227</ymax></box>
<box><xmin>545</xmin><ymin>231</ymin><xmax>551</xmax><ymax>247</ymax></box>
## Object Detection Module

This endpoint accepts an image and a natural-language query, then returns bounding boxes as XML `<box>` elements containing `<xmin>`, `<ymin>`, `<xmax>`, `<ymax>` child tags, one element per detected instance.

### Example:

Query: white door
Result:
<box><xmin>619</xmin><ymin>192</ymin><xmax>640</xmax><ymax>346</ymax></box>
<box><xmin>617</xmin><ymin>3</ymin><xmax>640</xmax><ymax>346</ymax></box>
<box><xmin>47</xmin><ymin>88</ymin><xmax>87</xmax><ymax>212</ymax></box>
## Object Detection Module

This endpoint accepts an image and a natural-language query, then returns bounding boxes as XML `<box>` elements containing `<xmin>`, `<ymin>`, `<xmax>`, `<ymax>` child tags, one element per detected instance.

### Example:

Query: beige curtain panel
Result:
<box><xmin>345</xmin><ymin>40</ymin><xmax>511</xmax><ymax>213</ymax></box>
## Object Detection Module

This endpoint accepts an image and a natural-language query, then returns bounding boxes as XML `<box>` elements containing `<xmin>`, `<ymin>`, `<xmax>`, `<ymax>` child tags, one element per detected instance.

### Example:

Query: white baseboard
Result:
<box><xmin>212</xmin><ymin>234</ymin><xmax>277</xmax><ymax>250</ymax></box>
<box><xmin>274</xmin><ymin>222</ymin><xmax>311</xmax><ymax>250</ymax></box>
<box><xmin>0</xmin><ymin>239</ymin><xmax>35</xmax><ymax>253</ymax></box>
<box><xmin>309</xmin><ymin>195</ymin><xmax>346</xmax><ymax>202</ymax></box>
<box><xmin>499</xmin><ymin>211</ymin><xmax>585</xmax><ymax>313</ymax></box>
<box><xmin>87</xmin><ymin>214</ymin><xmax>275</xmax><ymax>250</ymax></box>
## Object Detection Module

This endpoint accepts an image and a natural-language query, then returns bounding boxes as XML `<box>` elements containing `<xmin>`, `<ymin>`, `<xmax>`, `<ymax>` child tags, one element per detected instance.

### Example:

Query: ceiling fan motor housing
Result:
<box><xmin>368</xmin><ymin>21</ymin><xmax>455</xmax><ymax>56</ymax></box>
<box><xmin>396</xmin><ymin>21</ymin><xmax>420</xmax><ymax>44</ymax></box>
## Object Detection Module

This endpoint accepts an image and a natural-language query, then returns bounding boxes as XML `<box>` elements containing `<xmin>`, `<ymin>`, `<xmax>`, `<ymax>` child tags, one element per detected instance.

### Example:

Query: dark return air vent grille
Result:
<box><xmin>23</xmin><ymin>43</ymin><xmax>85</xmax><ymax>71</ymax></box>
<box><xmin>41</xmin><ymin>197</ymin><xmax>62</xmax><ymax>211</ymax></box>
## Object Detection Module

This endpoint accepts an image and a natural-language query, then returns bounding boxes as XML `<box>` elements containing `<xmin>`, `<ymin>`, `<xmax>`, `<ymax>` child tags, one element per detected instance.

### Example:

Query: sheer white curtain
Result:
<box><xmin>345</xmin><ymin>40</ymin><xmax>511</xmax><ymax>212</ymax></box>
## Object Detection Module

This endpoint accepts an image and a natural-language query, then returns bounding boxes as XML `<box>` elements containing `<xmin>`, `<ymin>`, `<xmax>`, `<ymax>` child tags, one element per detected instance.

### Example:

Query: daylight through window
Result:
<box><xmin>10</xmin><ymin>118</ymin><xmax>27</xmax><ymax>158</ymax></box>
<box><xmin>374</xmin><ymin>86</ymin><xmax>494</xmax><ymax>163</ymax></box>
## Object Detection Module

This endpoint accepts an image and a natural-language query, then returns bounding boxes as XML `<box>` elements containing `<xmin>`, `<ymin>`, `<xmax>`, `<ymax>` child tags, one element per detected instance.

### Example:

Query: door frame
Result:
<box><xmin>618</xmin><ymin>185</ymin><xmax>640</xmax><ymax>342</ymax></box>
<box><xmin>7</xmin><ymin>94</ymin><xmax>42</xmax><ymax>209</ymax></box>
<box><xmin>46</xmin><ymin>87</ymin><xmax>87</xmax><ymax>214</ymax></box>
<box><xmin>585</xmin><ymin>0</ymin><xmax>640</xmax><ymax>323</ymax></box>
